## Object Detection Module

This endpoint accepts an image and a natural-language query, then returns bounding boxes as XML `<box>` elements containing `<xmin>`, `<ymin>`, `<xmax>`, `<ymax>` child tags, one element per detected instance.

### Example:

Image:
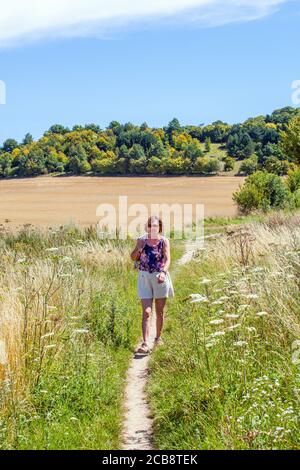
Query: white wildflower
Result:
<box><xmin>226</xmin><ymin>323</ymin><xmax>241</xmax><ymax>331</ymax></box>
<box><xmin>73</xmin><ymin>329</ymin><xmax>89</xmax><ymax>334</ymax></box>
<box><xmin>238</xmin><ymin>304</ymin><xmax>250</xmax><ymax>310</ymax></box>
<box><xmin>212</xmin><ymin>384</ymin><xmax>220</xmax><ymax>390</ymax></box>
<box><xmin>233</xmin><ymin>340</ymin><xmax>248</xmax><ymax>347</ymax></box>
<box><xmin>247</xmin><ymin>327</ymin><xmax>257</xmax><ymax>333</ymax></box>
<box><xmin>256</xmin><ymin>311</ymin><xmax>268</xmax><ymax>317</ymax></box>
<box><xmin>243</xmin><ymin>293</ymin><xmax>259</xmax><ymax>299</ymax></box>
<box><xmin>200</xmin><ymin>278</ymin><xmax>212</xmax><ymax>285</ymax></box>
<box><xmin>210</xmin><ymin>331</ymin><xmax>226</xmax><ymax>338</ymax></box>
<box><xmin>41</xmin><ymin>332</ymin><xmax>54</xmax><ymax>340</ymax></box>
<box><xmin>189</xmin><ymin>294</ymin><xmax>209</xmax><ymax>303</ymax></box>
<box><xmin>209</xmin><ymin>319</ymin><xmax>224</xmax><ymax>325</ymax></box>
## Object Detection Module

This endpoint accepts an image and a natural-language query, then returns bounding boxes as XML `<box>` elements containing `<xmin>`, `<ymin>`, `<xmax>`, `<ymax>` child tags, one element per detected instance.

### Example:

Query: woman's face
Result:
<box><xmin>147</xmin><ymin>220</ymin><xmax>160</xmax><ymax>238</ymax></box>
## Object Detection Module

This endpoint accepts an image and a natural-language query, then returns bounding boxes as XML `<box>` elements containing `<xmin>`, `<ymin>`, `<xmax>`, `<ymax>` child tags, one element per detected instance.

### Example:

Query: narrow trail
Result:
<box><xmin>120</xmin><ymin>233</ymin><xmax>223</xmax><ymax>450</ymax></box>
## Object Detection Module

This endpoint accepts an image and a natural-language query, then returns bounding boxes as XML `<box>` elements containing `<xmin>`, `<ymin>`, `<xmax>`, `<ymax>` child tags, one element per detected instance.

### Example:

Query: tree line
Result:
<box><xmin>0</xmin><ymin>106</ymin><xmax>300</xmax><ymax>178</ymax></box>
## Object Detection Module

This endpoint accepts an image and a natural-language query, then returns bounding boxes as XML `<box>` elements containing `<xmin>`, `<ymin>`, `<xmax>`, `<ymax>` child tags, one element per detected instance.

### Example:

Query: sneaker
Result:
<box><xmin>136</xmin><ymin>342</ymin><xmax>150</xmax><ymax>354</ymax></box>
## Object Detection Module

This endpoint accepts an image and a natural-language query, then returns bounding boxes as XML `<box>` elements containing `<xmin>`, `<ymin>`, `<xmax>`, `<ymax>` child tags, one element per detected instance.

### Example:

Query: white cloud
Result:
<box><xmin>0</xmin><ymin>0</ymin><xmax>289</xmax><ymax>47</ymax></box>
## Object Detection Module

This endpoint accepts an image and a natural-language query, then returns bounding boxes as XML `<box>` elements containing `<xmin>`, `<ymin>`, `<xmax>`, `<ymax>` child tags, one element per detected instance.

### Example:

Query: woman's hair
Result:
<box><xmin>145</xmin><ymin>215</ymin><xmax>163</xmax><ymax>234</ymax></box>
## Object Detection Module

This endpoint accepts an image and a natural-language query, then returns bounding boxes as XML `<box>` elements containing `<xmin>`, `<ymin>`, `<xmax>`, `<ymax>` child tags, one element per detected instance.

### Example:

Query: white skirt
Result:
<box><xmin>137</xmin><ymin>270</ymin><xmax>175</xmax><ymax>300</ymax></box>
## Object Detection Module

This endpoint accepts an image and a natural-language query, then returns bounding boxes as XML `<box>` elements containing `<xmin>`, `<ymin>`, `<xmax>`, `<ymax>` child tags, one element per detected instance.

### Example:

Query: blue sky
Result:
<box><xmin>0</xmin><ymin>0</ymin><xmax>299</xmax><ymax>143</ymax></box>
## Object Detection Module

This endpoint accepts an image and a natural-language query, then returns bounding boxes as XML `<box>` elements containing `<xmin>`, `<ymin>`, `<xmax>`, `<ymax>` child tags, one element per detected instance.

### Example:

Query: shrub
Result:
<box><xmin>286</xmin><ymin>168</ymin><xmax>300</xmax><ymax>193</ymax></box>
<box><xmin>223</xmin><ymin>157</ymin><xmax>235</xmax><ymax>172</ymax></box>
<box><xmin>233</xmin><ymin>171</ymin><xmax>292</xmax><ymax>214</ymax></box>
<box><xmin>239</xmin><ymin>155</ymin><xmax>258</xmax><ymax>175</ymax></box>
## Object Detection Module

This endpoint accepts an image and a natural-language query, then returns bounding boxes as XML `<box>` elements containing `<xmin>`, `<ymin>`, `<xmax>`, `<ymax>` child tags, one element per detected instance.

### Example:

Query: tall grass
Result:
<box><xmin>0</xmin><ymin>224</ymin><xmax>141</xmax><ymax>449</ymax></box>
<box><xmin>147</xmin><ymin>210</ymin><xmax>300</xmax><ymax>449</ymax></box>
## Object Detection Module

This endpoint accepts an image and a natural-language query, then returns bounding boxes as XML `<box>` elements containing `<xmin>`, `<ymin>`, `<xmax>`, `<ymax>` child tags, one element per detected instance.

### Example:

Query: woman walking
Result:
<box><xmin>130</xmin><ymin>215</ymin><xmax>174</xmax><ymax>354</ymax></box>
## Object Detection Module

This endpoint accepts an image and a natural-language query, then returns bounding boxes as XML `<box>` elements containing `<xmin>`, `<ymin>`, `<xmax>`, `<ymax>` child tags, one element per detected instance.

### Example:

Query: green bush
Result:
<box><xmin>239</xmin><ymin>155</ymin><xmax>258</xmax><ymax>175</ymax></box>
<box><xmin>286</xmin><ymin>168</ymin><xmax>300</xmax><ymax>193</ymax></box>
<box><xmin>233</xmin><ymin>171</ymin><xmax>292</xmax><ymax>214</ymax></box>
<box><xmin>223</xmin><ymin>157</ymin><xmax>235</xmax><ymax>172</ymax></box>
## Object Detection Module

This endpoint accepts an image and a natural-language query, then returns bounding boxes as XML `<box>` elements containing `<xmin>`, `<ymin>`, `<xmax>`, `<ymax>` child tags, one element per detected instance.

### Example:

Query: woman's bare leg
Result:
<box><xmin>141</xmin><ymin>298</ymin><xmax>153</xmax><ymax>344</ymax></box>
<box><xmin>155</xmin><ymin>298</ymin><xmax>167</xmax><ymax>339</ymax></box>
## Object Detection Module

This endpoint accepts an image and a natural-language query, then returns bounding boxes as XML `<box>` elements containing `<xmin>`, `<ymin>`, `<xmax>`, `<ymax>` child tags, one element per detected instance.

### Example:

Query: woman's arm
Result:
<box><xmin>157</xmin><ymin>238</ymin><xmax>171</xmax><ymax>283</ymax></box>
<box><xmin>162</xmin><ymin>238</ymin><xmax>171</xmax><ymax>272</ymax></box>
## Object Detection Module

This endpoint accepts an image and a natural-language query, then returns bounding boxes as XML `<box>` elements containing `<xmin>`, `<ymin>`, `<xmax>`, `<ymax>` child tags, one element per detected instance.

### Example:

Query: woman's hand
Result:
<box><xmin>157</xmin><ymin>271</ymin><xmax>166</xmax><ymax>284</ymax></box>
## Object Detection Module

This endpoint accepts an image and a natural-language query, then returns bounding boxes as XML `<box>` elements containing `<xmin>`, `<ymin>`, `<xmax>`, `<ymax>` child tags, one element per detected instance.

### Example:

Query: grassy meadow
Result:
<box><xmin>0</xmin><ymin>209</ymin><xmax>299</xmax><ymax>450</ymax></box>
<box><xmin>147</xmin><ymin>210</ymin><xmax>300</xmax><ymax>450</ymax></box>
<box><xmin>0</xmin><ymin>225</ymin><xmax>147</xmax><ymax>449</ymax></box>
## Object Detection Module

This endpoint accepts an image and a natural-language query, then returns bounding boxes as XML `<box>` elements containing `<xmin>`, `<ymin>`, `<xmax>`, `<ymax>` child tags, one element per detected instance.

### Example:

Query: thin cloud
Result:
<box><xmin>0</xmin><ymin>0</ymin><xmax>289</xmax><ymax>47</ymax></box>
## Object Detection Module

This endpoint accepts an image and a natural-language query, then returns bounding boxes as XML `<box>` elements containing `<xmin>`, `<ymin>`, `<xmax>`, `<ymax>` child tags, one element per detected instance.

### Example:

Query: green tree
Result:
<box><xmin>204</xmin><ymin>137</ymin><xmax>211</xmax><ymax>153</ymax></box>
<box><xmin>233</xmin><ymin>171</ymin><xmax>291</xmax><ymax>214</ymax></box>
<box><xmin>280</xmin><ymin>114</ymin><xmax>300</xmax><ymax>165</ymax></box>
<box><xmin>23</xmin><ymin>133</ymin><xmax>34</xmax><ymax>145</ymax></box>
<box><xmin>239</xmin><ymin>155</ymin><xmax>258</xmax><ymax>175</ymax></box>
<box><xmin>2</xmin><ymin>138</ymin><xmax>18</xmax><ymax>153</ymax></box>
<box><xmin>223</xmin><ymin>157</ymin><xmax>235</xmax><ymax>172</ymax></box>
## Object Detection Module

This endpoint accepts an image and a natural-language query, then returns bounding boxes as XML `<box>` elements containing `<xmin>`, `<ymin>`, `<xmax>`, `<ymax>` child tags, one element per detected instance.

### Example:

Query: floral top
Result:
<box><xmin>138</xmin><ymin>236</ymin><xmax>166</xmax><ymax>273</ymax></box>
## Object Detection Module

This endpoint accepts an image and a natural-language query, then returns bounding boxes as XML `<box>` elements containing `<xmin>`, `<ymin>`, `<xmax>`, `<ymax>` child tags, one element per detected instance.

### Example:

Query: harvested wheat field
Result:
<box><xmin>0</xmin><ymin>176</ymin><xmax>245</xmax><ymax>229</ymax></box>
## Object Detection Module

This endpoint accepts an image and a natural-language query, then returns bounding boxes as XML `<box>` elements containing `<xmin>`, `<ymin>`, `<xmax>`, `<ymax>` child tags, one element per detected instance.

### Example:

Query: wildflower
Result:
<box><xmin>45</xmin><ymin>247</ymin><xmax>59</xmax><ymax>252</ymax></box>
<box><xmin>62</xmin><ymin>256</ymin><xmax>73</xmax><ymax>262</ymax></box>
<box><xmin>73</xmin><ymin>329</ymin><xmax>89</xmax><ymax>334</ymax></box>
<box><xmin>246</xmin><ymin>327</ymin><xmax>256</xmax><ymax>333</ymax></box>
<box><xmin>226</xmin><ymin>323</ymin><xmax>241</xmax><ymax>331</ymax></box>
<box><xmin>256</xmin><ymin>311</ymin><xmax>268</xmax><ymax>317</ymax></box>
<box><xmin>211</xmin><ymin>384</ymin><xmax>220</xmax><ymax>390</ymax></box>
<box><xmin>224</xmin><ymin>314</ymin><xmax>240</xmax><ymax>319</ymax></box>
<box><xmin>209</xmin><ymin>319</ymin><xmax>224</xmax><ymax>325</ymax></box>
<box><xmin>17</xmin><ymin>258</ymin><xmax>27</xmax><ymax>263</ymax></box>
<box><xmin>233</xmin><ymin>340</ymin><xmax>248</xmax><ymax>347</ymax></box>
<box><xmin>209</xmin><ymin>331</ymin><xmax>226</xmax><ymax>338</ymax></box>
<box><xmin>41</xmin><ymin>332</ymin><xmax>54</xmax><ymax>340</ymax></box>
<box><xmin>238</xmin><ymin>304</ymin><xmax>250</xmax><ymax>310</ymax></box>
<box><xmin>243</xmin><ymin>293</ymin><xmax>259</xmax><ymax>299</ymax></box>
<box><xmin>251</xmin><ymin>267</ymin><xmax>264</xmax><ymax>272</ymax></box>
<box><xmin>200</xmin><ymin>278</ymin><xmax>211</xmax><ymax>284</ymax></box>
<box><xmin>189</xmin><ymin>294</ymin><xmax>209</xmax><ymax>303</ymax></box>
